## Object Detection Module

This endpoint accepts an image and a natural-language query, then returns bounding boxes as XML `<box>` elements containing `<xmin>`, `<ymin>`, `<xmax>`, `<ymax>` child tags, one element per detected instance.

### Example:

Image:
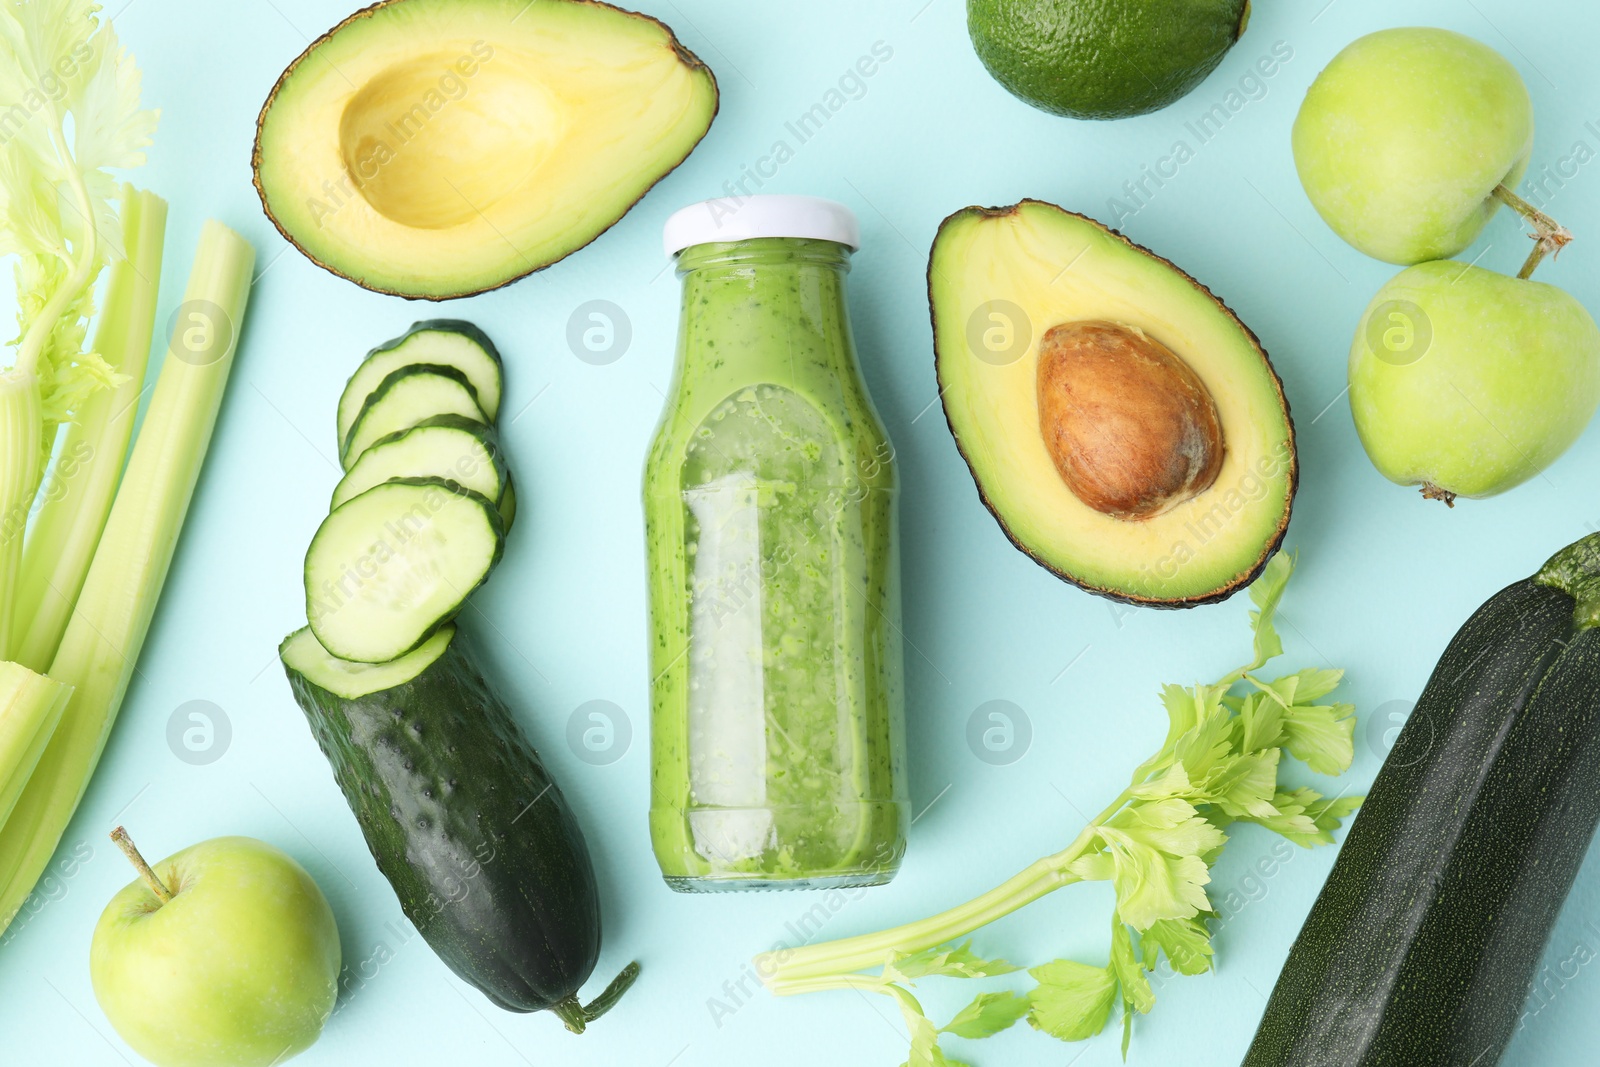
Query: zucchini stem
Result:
<box><xmin>551</xmin><ymin>961</ymin><xmax>642</xmax><ymax>1033</ymax></box>
<box><xmin>110</xmin><ymin>826</ymin><xmax>171</xmax><ymax>904</ymax></box>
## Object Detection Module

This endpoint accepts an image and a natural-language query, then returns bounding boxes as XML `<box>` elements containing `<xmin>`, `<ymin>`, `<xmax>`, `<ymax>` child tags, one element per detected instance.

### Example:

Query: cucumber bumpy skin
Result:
<box><xmin>1245</xmin><ymin>533</ymin><xmax>1600</xmax><ymax>1065</ymax></box>
<box><xmin>281</xmin><ymin>625</ymin><xmax>636</xmax><ymax>1028</ymax></box>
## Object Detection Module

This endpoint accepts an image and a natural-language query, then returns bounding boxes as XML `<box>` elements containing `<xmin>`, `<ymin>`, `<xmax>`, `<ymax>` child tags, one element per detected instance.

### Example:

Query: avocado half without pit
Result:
<box><xmin>932</xmin><ymin>200</ymin><xmax>1295</xmax><ymax>607</ymax></box>
<box><xmin>252</xmin><ymin>0</ymin><xmax>719</xmax><ymax>299</ymax></box>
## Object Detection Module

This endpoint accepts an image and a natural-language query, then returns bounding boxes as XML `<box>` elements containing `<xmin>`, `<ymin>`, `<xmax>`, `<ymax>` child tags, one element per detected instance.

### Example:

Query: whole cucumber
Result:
<box><xmin>281</xmin><ymin>624</ymin><xmax>636</xmax><ymax>1029</ymax></box>
<box><xmin>1245</xmin><ymin>535</ymin><xmax>1600</xmax><ymax>1064</ymax></box>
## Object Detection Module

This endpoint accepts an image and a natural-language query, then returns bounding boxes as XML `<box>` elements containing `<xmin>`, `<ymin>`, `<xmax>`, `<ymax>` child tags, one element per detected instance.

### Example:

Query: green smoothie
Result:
<box><xmin>644</xmin><ymin>234</ymin><xmax>907</xmax><ymax>890</ymax></box>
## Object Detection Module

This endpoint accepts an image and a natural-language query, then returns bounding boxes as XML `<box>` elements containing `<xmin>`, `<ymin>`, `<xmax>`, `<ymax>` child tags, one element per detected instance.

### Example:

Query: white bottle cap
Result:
<box><xmin>663</xmin><ymin>195</ymin><xmax>861</xmax><ymax>256</ymax></box>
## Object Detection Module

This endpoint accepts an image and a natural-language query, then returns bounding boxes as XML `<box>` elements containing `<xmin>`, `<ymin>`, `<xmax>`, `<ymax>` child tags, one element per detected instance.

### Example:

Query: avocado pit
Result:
<box><xmin>1036</xmin><ymin>320</ymin><xmax>1225</xmax><ymax>520</ymax></box>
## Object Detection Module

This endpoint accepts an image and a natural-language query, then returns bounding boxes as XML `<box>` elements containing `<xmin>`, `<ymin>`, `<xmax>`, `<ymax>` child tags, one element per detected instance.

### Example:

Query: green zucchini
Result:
<box><xmin>279</xmin><ymin>625</ymin><xmax>637</xmax><ymax>1027</ymax></box>
<box><xmin>1245</xmin><ymin>533</ymin><xmax>1600</xmax><ymax>1066</ymax></box>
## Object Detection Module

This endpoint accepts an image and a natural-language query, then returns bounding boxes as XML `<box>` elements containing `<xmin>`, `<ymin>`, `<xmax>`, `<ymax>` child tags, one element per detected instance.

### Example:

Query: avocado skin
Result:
<box><xmin>283</xmin><ymin>627</ymin><xmax>601</xmax><ymax>1013</ymax></box>
<box><xmin>967</xmin><ymin>0</ymin><xmax>1250</xmax><ymax>120</ymax></box>
<box><xmin>1246</xmin><ymin>571</ymin><xmax>1600</xmax><ymax>1063</ymax></box>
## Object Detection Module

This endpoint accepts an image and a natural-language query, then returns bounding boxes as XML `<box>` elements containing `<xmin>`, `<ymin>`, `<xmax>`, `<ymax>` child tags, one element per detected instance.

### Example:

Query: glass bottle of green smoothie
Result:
<box><xmin>645</xmin><ymin>196</ymin><xmax>908</xmax><ymax>892</ymax></box>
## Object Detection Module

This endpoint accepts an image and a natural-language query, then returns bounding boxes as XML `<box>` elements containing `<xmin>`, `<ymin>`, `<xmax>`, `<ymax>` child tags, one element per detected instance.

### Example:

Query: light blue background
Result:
<box><xmin>6</xmin><ymin>0</ymin><xmax>1600</xmax><ymax>1063</ymax></box>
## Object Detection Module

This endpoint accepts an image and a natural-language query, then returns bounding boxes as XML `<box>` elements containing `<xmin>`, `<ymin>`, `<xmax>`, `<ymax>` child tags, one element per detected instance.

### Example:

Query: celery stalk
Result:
<box><xmin>11</xmin><ymin>187</ymin><xmax>169</xmax><ymax>674</ymax></box>
<box><xmin>0</xmin><ymin>378</ymin><xmax>44</xmax><ymax>661</ymax></box>
<box><xmin>0</xmin><ymin>3</ymin><xmax>159</xmax><ymax>660</ymax></box>
<box><xmin>0</xmin><ymin>664</ymin><xmax>70</xmax><ymax>835</ymax></box>
<box><xmin>0</xmin><ymin>222</ymin><xmax>253</xmax><ymax>932</ymax></box>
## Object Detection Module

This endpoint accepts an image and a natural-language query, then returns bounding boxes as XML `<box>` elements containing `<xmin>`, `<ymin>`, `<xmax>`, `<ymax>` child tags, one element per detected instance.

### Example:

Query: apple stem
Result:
<box><xmin>111</xmin><ymin>826</ymin><xmax>173</xmax><ymax>905</ymax></box>
<box><xmin>1492</xmin><ymin>184</ymin><xmax>1574</xmax><ymax>279</ymax></box>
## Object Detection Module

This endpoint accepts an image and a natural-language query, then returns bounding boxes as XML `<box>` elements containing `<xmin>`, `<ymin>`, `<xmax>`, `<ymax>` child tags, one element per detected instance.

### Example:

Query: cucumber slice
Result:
<box><xmin>498</xmin><ymin>470</ymin><xmax>517</xmax><ymax>531</ymax></box>
<box><xmin>333</xmin><ymin>416</ymin><xmax>505</xmax><ymax>510</ymax></box>
<box><xmin>305</xmin><ymin>478</ymin><xmax>504</xmax><ymax>663</ymax></box>
<box><xmin>341</xmin><ymin>365</ymin><xmax>487</xmax><ymax>468</ymax></box>
<box><xmin>338</xmin><ymin>321</ymin><xmax>503</xmax><ymax>446</ymax></box>
<box><xmin>280</xmin><ymin>625</ymin><xmax>454</xmax><ymax>699</ymax></box>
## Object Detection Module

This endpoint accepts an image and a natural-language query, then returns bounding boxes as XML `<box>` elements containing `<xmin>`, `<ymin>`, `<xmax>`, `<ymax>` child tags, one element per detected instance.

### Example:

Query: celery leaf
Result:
<box><xmin>1139</xmin><ymin>917</ymin><xmax>1214</xmax><ymax>975</ymax></box>
<box><xmin>1026</xmin><ymin>959</ymin><xmax>1117</xmax><ymax>1042</ymax></box>
<box><xmin>940</xmin><ymin>991</ymin><xmax>1029</xmax><ymax>1040</ymax></box>
<box><xmin>1240</xmin><ymin>787</ymin><xmax>1363</xmax><ymax>848</ymax></box>
<box><xmin>887</xmin><ymin>985</ymin><xmax>970</xmax><ymax>1067</ymax></box>
<box><xmin>0</xmin><ymin>0</ymin><xmax>155</xmax><ymax>431</ymax></box>
<box><xmin>1280</xmin><ymin>701</ymin><xmax>1357</xmax><ymax>776</ymax></box>
<box><xmin>890</xmin><ymin>942</ymin><xmax>1017</xmax><ymax>982</ymax></box>
<box><xmin>1246</xmin><ymin>551</ymin><xmax>1293</xmax><ymax>667</ymax></box>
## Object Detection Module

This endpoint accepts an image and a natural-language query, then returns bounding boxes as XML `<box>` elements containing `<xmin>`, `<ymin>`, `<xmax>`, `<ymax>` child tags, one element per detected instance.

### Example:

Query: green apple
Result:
<box><xmin>1349</xmin><ymin>261</ymin><xmax>1600</xmax><ymax>501</ymax></box>
<box><xmin>1293</xmin><ymin>28</ymin><xmax>1533</xmax><ymax>265</ymax></box>
<box><xmin>91</xmin><ymin>832</ymin><xmax>341</xmax><ymax>1067</ymax></box>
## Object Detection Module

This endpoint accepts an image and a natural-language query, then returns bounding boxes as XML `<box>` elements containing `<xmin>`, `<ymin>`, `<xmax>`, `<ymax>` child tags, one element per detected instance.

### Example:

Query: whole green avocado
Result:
<box><xmin>967</xmin><ymin>0</ymin><xmax>1252</xmax><ymax>120</ymax></box>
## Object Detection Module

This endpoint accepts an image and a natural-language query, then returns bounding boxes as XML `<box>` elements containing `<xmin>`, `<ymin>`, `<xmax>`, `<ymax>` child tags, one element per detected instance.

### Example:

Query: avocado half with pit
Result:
<box><xmin>932</xmin><ymin>200</ymin><xmax>1295</xmax><ymax>606</ymax></box>
<box><xmin>252</xmin><ymin>0</ymin><xmax>718</xmax><ymax>299</ymax></box>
